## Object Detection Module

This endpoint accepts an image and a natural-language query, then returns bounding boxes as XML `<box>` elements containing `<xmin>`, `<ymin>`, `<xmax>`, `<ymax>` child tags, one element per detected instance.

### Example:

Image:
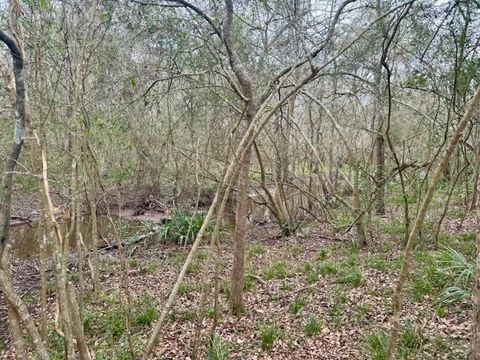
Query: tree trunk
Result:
<box><xmin>230</xmin><ymin>145</ymin><xmax>252</xmax><ymax>314</ymax></box>
<box><xmin>471</xmin><ymin>147</ymin><xmax>480</xmax><ymax>359</ymax></box>
<box><xmin>374</xmin><ymin>133</ymin><xmax>386</xmax><ymax>215</ymax></box>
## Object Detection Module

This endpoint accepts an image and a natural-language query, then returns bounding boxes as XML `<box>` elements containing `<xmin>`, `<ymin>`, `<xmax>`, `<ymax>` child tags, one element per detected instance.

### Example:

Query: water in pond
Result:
<box><xmin>10</xmin><ymin>216</ymin><xmax>143</xmax><ymax>259</ymax></box>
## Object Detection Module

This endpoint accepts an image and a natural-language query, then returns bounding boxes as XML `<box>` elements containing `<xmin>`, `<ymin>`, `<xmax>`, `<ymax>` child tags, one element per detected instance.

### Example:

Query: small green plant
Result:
<box><xmin>244</xmin><ymin>274</ymin><xmax>255</xmax><ymax>291</ymax></box>
<box><xmin>409</xmin><ymin>276</ymin><xmax>433</xmax><ymax>302</ymax></box>
<box><xmin>179</xmin><ymin>310</ymin><xmax>196</xmax><ymax>322</ymax></box>
<box><xmin>222</xmin><ymin>280</ymin><xmax>231</xmax><ymax>300</ymax></box>
<box><xmin>353</xmin><ymin>304</ymin><xmax>369</xmax><ymax>324</ymax></box>
<box><xmin>290</xmin><ymin>244</ymin><xmax>303</xmax><ymax>256</ymax></box>
<box><xmin>399</xmin><ymin>324</ymin><xmax>424</xmax><ymax>357</ymax></box>
<box><xmin>207</xmin><ymin>334</ymin><xmax>229</xmax><ymax>360</ymax></box>
<box><xmin>338</xmin><ymin>269</ymin><xmax>362</xmax><ymax>287</ymax></box>
<box><xmin>197</xmin><ymin>249</ymin><xmax>209</xmax><ymax>261</ymax></box>
<box><xmin>205</xmin><ymin>307</ymin><xmax>218</xmax><ymax>319</ymax></box>
<box><xmin>289</xmin><ymin>296</ymin><xmax>307</xmax><ymax>315</ymax></box>
<box><xmin>106</xmin><ymin>310</ymin><xmax>126</xmax><ymax>339</ymax></box>
<box><xmin>318</xmin><ymin>262</ymin><xmax>337</xmax><ymax>276</ymax></box>
<box><xmin>158</xmin><ymin>211</ymin><xmax>211</xmax><ymax>244</ymax></box>
<box><xmin>299</xmin><ymin>261</ymin><xmax>313</xmax><ymax>274</ymax></box>
<box><xmin>133</xmin><ymin>295</ymin><xmax>158</xmax><ymax>327</ymax></box>
<box><xmin>435</xmin><ymin>304</ymin><xmax>448</xmax><ymax>317</ymax></box>
<box><xmin>178</xmin><ymin>281</ymin><xmax>194</xmax><ymax>296</ymax></box>
<box><xmin>306</xmin><ymin>270</ymin><xmax>319</xmax><ymax>284</ymax></box>
<box><xmin>259</xmin><ymin>323</ymin><xmax>281</xmax><ymax>351</ymax></box>
<box><xmin>438</xmin><ymin>246</ymin><xmax>474</xmax><ymax>284</ymax></box>
<box><xmin>368</xmin><ymin>257</ymin><xmax>388</xmax><ymax>272</ymax></box>
<box><xmin>83</xmin><ymin>311</ymin><xmax>95</xmax><ymax>332</ymax></box>
<box><xmin>264</xmin><ymin>260</ymin><xmax>288</xmax><ymax>280</ymax></box>
<box><xmin>439</xmin><ymin>286</ymin><xmax>471</xmax><ymax>304</ymax></box>
<box><xmin>115</xmin><ymin>346</ymin><xmax>133</xmax><ymax>360</ymax></box>
<box><xmin>365</xmin><ymin>330</ymin><xmax>388</xmax><ymax>360</ymax></box>
<box><xmin>437</xmin><ymin>246</ymin><xmax>474</xmax><ymax>304</ymax></box>
<box><xmin>317</xmin><ymin>249</ymin><xmax>327</xmax><ymax>261</ymax></box>
<box><xmin>139</xmin><ymin>262</ymin><xmax>157</xmax><ymax>275</ymax></box>
<box><xmin>248</xmin><ymin>243</ymin><xmax>267</xmax><ymax>258</ymax></box>
<box><xmin>381</xmin><ymin>223</ymin><xmax>407</xmax><ymax>236</ymax></box>
<box><xmin>304</xmin><ymin>316</ymin><xmax>322</xmax><ymax>336</ymax></box>
<box><xmin>187</xmin><ymin>261</ymin><xmax>201</xmax><ymax>274</ymax></box>
<box><xmin>171</xmin><ymin>252</ymin><xmax>188</xmax><ymax>267</ymax></box>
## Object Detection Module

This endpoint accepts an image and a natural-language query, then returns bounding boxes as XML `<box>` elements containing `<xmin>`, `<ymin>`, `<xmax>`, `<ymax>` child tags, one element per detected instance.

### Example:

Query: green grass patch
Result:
<box><xmin>289</xmin><ymin>296</ymin><xmax>308</xmax><ymax>315</ymax></box>
<box><xmin>304</xmin><ymin>316</ymin><xmax>322</xmax><ymax>336</ymax></box>
<box><xmin>264</xmin><ymin>260</ymin><xmax>289</xmax><ymax>280</ymax></box>
<box><xmin>208</xmin><ymin>334</ymin><xmax>229</xmax><ymax>360</ymax></box>
<box><xmin>259</xmin><ymin>323</ymin><xmax>281</xmax><ymax>351</ymax></box>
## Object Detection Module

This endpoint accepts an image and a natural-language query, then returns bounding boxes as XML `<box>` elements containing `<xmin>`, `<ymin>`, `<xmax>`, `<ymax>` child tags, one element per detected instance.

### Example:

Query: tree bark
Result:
<box><xmin>0</xmin><ymin>29</ymin><xmax>49</xmax><ymax>360</ymax></box>
<box><xmin>471</xmin><ymin>147</ymin><xmax>480</xmax><ymax>359</ymax></box>
<box><xmin>231</xmin><ymin>144</ymin><xmax>252</xmax><ymax>314</ymax></box>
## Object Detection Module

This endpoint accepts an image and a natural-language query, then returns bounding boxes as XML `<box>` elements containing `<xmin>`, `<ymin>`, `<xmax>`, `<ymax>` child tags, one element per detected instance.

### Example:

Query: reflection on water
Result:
<box><xmin>10</xmin><ymin>216</ymin><xmax>142</xmax><ymax>259</ymax></box>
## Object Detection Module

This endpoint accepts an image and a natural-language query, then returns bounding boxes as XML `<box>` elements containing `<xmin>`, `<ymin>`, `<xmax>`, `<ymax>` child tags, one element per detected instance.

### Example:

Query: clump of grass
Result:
<box><xmin>317</xmin><ymin>249</ymin><xmax>327</xmax><ymax>261</ymax></box>
<box><xmin>244</xmin><ymin>274</ymin><xmax>255</xmax><ymax>291</ymax></box>
<box><xmin>289</xmin><ymin>296</ymin><xmax>307</xmax><ymax>315</ymax></box>
<box><xmin>381</xmin><ymin>223</ymin><xmax>407</xmax><ymax>236</ymax></box>
<box><xmin>399</xmin><ymin>324</ymin><xmax>424</xmax><ymax>357</ymax></box>
<box><xmin>437</xmin><ymin>246</ymin><xmax>474</xmax><ymax>284</ymax></box>
<box><xmin>106</xmin><ymin>310</ymin><xmax>126</xmax><ymax>339</ymax></box>
<box><xmin>304</xmin><ymin>316</ymin><xmax>322</xmax><ymax>336</ymax></box>
<box><xmin>298</xmin><ymin>261</ymin><xmax>313</xmax><ymax>274</ymax></box>
<box><xmin>306</xmin><ymin>270</ymin><xmax>319</xmax><ymax>284</ymax></box>
<box><xmin>365</xmin><ymin>330</ymin><xmax>388</xmax><ymax>360</ymax></box>
<box><xmin>158</xmin><ymin>211</ymin><xmax>211</xmax><ymax>244</ymax></box>
<box><xmin>248</xmin><ymin>243</ymin><xmax>267</xmax><ymax>258</ymax></box>
<box><xmin>207</xmin><ymin>334</ymin><xmax>229</xmax><ymax>360</ymax></box>
<box><xmin>290</xmin><ymin>244</ymin><xmax>303</xmax><ymax>256</ymax></box>
<box><xmin>367</xmin><ymin>256</ymin><xmax>388</xmax><ymax>272</ymax></box>
<box><xmin>338</xmin><ymin>268</ymin><xmax>362</xmax><ymax>287</ymax></box>
<box><xmin>264</xmin><ymin>260</ymin><xmax>288</xmax><ymax>280</ymax></box>
<box><xmin>139</xmin><ymin>262</ymin><xmax>157</xmax><ymax>275</ymax></box>
<box><xmin>221</xmin><ymin>280</ymin><xmax>231</xmax><ymax>300</ymax></box>
<box><xmin>179</xmin><ymin>310</ymin><xmax>196</xmax><ymax>322</ymax></box>
<box><xmin>409</xmin><ymin>276</ymin><xmax>433</xmax><ymax>302</ymax></box>
<box><xmin>353</xmin><ymin>304</ymin><xmax>369</xmax><ymax>324</ymax></box>
<box><xmin>187</xmin><ymin>261</ymin><xmax>201</xmax><ymax>274</ymax></box>
<box><xmin>196</xmin><ymin>249</ymin><xmax>209</xmax><ymax>261</ymax></box>
<box><xmin>171</xmin><ymin>252</ymin><xmax>188</xmax><ymax>267</ymax></box>
<box><xmin>259</xmin><ymin>323</ymin><xmax>281</xmax><ymax>351</ymax></box>
<box><xmin>178</xmin><ymin>281</ymin><xmax>194</xmax><ymax>296</ymax></box>
<box><xmin>205</xmin><ymin>307</ymin><xmax>218</xmax><ymax>319</ymax></box>
<box><xmin>83</xmin><ymin>311</ymin><xmax>95</xmax><ymax>332</ymax></box>
<box><xmin>133</xmin><ymin>295</ymin><xmax>157</xmax><ymax>327</ymax></box>
<box><xmin>317</xmin><ymin>262</ymin><xmax>337</xmax><ymax>276</ymax></box>
<box><xmin>436</xmin><ymin>245</ymin><xmax>474</xmax><ymax>304</ymax></box>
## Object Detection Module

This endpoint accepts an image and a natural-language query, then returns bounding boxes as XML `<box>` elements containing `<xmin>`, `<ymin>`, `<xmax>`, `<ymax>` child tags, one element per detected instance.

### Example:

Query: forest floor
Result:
<box><xmin>0</xmin><ymin>206</ymin><xmax>475</xmax><ymax>359</ymax></box>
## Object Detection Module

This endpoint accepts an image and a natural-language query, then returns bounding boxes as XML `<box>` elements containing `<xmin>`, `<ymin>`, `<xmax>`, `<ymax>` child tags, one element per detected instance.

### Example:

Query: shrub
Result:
<box><xmin>158</xmin><ymin>211</ymin><xmax>211</xmax><ymax>244</ymax></box>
